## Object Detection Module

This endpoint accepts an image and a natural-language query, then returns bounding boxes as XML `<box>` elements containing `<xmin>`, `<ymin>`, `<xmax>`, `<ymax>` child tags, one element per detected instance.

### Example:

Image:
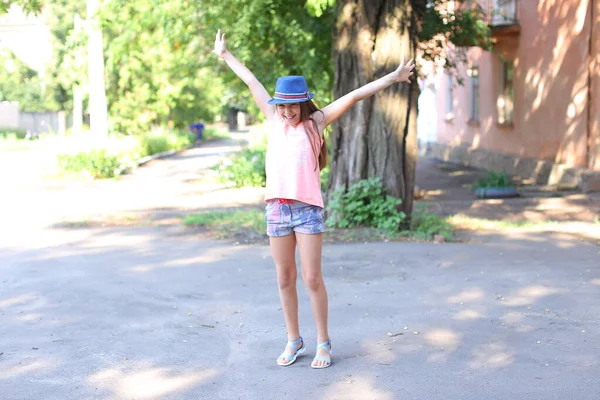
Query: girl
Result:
<box><xmin>213</xmin><ymin>29</ymin><xmax>414</xmax><ymax>369</ymax></box>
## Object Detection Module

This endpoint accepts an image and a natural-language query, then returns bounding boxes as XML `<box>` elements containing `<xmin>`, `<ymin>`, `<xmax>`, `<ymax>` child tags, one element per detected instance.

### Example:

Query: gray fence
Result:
<box><xmin>19</xmin><ymin>111</ymin><xmax>73</xmax><ymax>134</ymax></box>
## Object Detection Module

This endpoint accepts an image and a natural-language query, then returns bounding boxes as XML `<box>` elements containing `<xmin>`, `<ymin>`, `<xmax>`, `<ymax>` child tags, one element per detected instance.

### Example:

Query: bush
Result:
<box><xmin>202</xmin><ymin>127</ymin><xmax>230</xmax><ymax>141</ymax></box>
<box><xmin>53</xmin><ymin>128</ymin><xmax>195</xmax><ymax>180</ymax></box>
<box><xmin>409</xmin><ymin>205</ymin><xmax>453</xmax><ymax>241</ymax></box>
<box><xmin>0</xmin><ymin>127</ymin><xmax>27</xmax><ymax>140</ymax></box>
<box><xmin>137</xmin><ymin>134</ymin><xmax>169</xmax><ymax>157</ymax></box>
<box><xmin>213</xmin><ymin>135</ymin><xmax>267</xmax><ymax>187</ymax></box>
<box><xmin>137</xmin><ymin>129</ymin><xmax>194</xmax><ymax>157</ymax></box>
<box><xmin>320</xmin><ymin>166</ymin><xmax>329</xmax><ymax>193</ymax></box>
<box><xmin>325</xmin><ymin>178</ymin><xmax>406</xmax><ymax>231</ymax></box>
<box><xmin>472</xmin><ymin>170</ymin><xmax>511</xmax><ymax>189</ymax></box>
<box><xmin>214</xmin><ymin>147</ymin><xmax>266</xmax><ymax>187</ymax></box>
<box><xmin>57</xmin><ymin>149</ymin><xmax>125</xmax><ymax>179</ymax></box>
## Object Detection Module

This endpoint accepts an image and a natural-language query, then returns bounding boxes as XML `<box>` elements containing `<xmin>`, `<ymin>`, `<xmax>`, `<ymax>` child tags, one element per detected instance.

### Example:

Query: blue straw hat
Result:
<box><xmin>267</xmin><ymin>76</ymin><xmax>315</xmax><ymax>105</ymax></box>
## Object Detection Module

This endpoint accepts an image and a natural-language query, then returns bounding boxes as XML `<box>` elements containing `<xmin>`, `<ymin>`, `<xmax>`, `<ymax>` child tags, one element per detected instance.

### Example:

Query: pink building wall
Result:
<box><xmin>434</xmin><ymin>0</ymin><xmax>599</xmax><ymax>171</ymax></box>
<box><xmin>590</xmin><ymin>0</ymin><xmax>600</xmax><ymax>170</ymax></box>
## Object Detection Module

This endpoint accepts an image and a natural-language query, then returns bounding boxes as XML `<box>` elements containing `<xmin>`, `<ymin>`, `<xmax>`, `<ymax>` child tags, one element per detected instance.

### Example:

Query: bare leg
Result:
<box><xmin>296</xmin><ymin>232</ymin><xmax>331</xmax><ymax>367</ymax></box>
<box><xmin>269</xmin><ymin>234</ymin><xmax>304</xmax><ymax>364</ymax></box>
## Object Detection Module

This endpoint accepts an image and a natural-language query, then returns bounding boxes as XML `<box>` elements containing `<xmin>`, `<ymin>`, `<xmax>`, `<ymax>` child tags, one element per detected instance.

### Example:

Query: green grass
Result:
<box><xmin>0</xmin><ymin>136</ymin><xmax>34</xmax><ymax>152</ymax></box>
<box><xmin>409</xmin><ymin>206</ymin><xmax>454</xmax><ymax>241</ymax></box>
<box><xmin>184</xmin><ymin>209</ymin><xmax>265</xmax><ymax>237</ymax></box>
<box><xmin>182</xmin><ymin>207</ymin><xmax>457</xmax><ymax>243</ymax></box>
<box><xmin>202</xmin><ymin>128</ymin><xmax>230</xmax><ymax>141</ymax></box>
<box><xmin>472</xmin><ymin>170</ymin><xmax>511</xmax><ymax>189</ymax></box>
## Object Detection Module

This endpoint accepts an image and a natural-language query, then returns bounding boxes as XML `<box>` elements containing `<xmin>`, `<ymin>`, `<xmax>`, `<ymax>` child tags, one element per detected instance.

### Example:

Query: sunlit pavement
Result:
<box><xmin>1</xmin><ymin>136</ymin><xmax>600</xmax><ymax>399</ymax></box>
<box><xmin>1</xmin><ymin>224</ymin><xmax>599</xmax><ymax>399</ymax></box>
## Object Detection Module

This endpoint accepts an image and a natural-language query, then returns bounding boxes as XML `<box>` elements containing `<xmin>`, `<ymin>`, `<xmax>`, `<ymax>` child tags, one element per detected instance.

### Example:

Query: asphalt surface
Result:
<box><xmin>1</xmin><ymin>135</ymin><xmax>599</xmax><ymax>400</ymax></box>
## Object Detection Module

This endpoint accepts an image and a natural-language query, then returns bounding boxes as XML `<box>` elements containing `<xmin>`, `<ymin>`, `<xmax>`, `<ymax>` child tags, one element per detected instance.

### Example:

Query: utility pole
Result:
<box><xmin>73</xmin><ymin>13</ymin><xmax>84</xmax><ymax>136</ymax></box>
<box><xmin>86</xmin><ymin>0</ymin><xmax>108</xmax><ymax>138</ymax></box>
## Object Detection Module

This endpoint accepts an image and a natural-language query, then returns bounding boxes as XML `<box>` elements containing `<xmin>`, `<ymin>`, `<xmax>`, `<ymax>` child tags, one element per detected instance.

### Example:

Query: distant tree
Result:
<box><xmin>200</xmin><ymin>0</ymin><xmax>335</xmax><ymax>115</ymax></box>
<box><xmin>0</xmin><ymin>49</ymin><xmax>49</xmax><ymax>110</ymax></box>
<box><xmin>96</xmin><ymin>0</ymin><xmax>226</xmax><ymax>133</ymax></box>
<box><xmin>0</xmin><ymin>0</ymin><xmax>43</xmax><ymax>14</ymax></box>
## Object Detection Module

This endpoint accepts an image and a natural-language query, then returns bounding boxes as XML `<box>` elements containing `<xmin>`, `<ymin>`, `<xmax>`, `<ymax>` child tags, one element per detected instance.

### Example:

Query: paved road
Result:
<box><xmin>1</xmin><ymin>137</ymin><xmax>599</xmax><ymax>399</ymax></box>
<box><xmin>1</xmin><ymin>228</ymin><xmax>599</xmax><ymax>399</ymax></box>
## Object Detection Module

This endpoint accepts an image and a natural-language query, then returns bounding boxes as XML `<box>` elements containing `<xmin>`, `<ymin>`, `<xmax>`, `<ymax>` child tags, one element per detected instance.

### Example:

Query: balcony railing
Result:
<box><xmin>465</xmin><ymin>0</ymin><xmax>519</xmax><ymax>28</ymax></box>
<box><xmin>489</xmin><ymin>0</ymin><xmax>518</xmax><ymax>26</ymax></box>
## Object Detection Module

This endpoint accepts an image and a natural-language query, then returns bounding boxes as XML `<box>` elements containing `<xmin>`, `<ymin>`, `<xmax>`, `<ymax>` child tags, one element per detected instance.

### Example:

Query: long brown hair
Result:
<box><xmin>299</xmin><ymin>100</ymin><xmax>327</xmax><ymax>171</ymax></box>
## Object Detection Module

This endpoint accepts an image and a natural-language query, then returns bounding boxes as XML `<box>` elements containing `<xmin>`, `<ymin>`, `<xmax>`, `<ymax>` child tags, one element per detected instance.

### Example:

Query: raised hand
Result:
<box><xmin>214</xmin><ymin>29</ymin><xmax>227</xmax><ymax>57</ymax></box>
<box><xmin>395</xmin><ymin>57</ymin><xmax>415</xmax><ymax>83</ymax></box>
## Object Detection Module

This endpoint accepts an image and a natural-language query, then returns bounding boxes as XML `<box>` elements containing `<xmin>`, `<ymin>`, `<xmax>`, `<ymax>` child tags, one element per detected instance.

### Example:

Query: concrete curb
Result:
<box><xmin>136</xmin><ymin>147</ymin><xmax>187</xmax><ymax>167</ymax></box>
<box><xmin>420</xmin><ymin>141</ymin><xmax>600</xmax><ymax>193</ymax></box>
<box><xmin>119</xmin><ymin>145</ymin><xmax>195</xmax><ymax>176</ymax></box>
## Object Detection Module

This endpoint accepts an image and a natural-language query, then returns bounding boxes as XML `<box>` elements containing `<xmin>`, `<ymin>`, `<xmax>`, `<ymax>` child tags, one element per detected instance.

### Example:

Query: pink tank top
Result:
<box><xmin>264</xmin><ymin>118</ymin><xmax>324</xmax><ymax>208</ymax></box>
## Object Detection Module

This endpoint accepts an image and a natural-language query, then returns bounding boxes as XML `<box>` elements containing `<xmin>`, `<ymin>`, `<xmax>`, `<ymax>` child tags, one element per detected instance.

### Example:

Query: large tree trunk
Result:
<box><xmin>328</xmin><ymin>0</ymin><xmax>423</xmax><ymax>220</ymax></box>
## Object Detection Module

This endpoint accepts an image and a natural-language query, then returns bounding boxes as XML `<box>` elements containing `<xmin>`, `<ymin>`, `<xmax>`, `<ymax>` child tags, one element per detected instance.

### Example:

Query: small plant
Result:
<box><xmin>325</xmin><ymin>178</ymin><xmax>406</xmax><ymax>231</ymax></box>
<box><xmin>137</xmin><ymin>133</ymin><xmax>170</xmax><ymax>156</ymax></box>
<box><xmin>409</xmin><ymin>205</ymin><xmax>453</xmax><ymax>241</ymax></box>
<box><xmin>320</xmin><ymin>165</ymin><xmax>330</xmax><ymax>193</ymax></box>
<box><xmin>472</xmin><ymin>170</ymin><xmax>511</xmax><ymax>189</ymax></box>
<box><xmin>136</xmin><ymin>129</ymin><xmax>195</xmax><ymax>157</ymax></box>
<box><xmin>0</xmin><ymin>127</ymin><xmax>28</xmax><ymax>140</ymax></box>
<box><xmin>202</xmin><ymin>128</ymin><xmax>230</xmax><ymax>141</ymax></box>
<box><xmin>213</xmin><ymin>139</ymin><xmax>266</xmax><ymax>187</ymax></box>
<box><xmin>57</xmin><ymin>149</ymin><xmax>125</xmax><ymax>179</ymax></box>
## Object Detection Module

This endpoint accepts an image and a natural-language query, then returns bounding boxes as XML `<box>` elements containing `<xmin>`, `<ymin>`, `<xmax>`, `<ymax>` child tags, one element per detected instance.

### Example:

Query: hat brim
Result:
<box><xmin>267</xmin><ymin>93</ymin><xmax>315</xmax><ymax>105</ymax></box>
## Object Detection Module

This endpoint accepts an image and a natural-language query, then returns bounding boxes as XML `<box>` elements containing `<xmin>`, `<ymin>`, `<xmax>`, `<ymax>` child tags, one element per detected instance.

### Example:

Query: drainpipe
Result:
<box><xmin>586</xmin><ymin>0</ymin><xmax>594</xmax><ymax>169</ymax></box>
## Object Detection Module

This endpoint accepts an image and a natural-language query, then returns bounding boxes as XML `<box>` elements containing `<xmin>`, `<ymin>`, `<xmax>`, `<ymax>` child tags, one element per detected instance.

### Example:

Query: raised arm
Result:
<box><xmin>213</xmin><ymin>30</ymin><xmax>274</xmax><ymax>119</ymax></box>
<box><xmin>317</xmin><ymin>58</ymin><xmax>415</xmax><ymax>130</ymax></box>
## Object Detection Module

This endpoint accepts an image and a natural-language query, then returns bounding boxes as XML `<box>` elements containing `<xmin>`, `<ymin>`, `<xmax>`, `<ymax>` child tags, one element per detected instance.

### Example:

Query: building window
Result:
<box><xmin>497</xmin><ymin>60</ymin><xmax>514</xmax><ymax>125</ymax></box>
<box><xmin>492</xmin><ymin>0</ymin><xmax>517</xmax><ymax>25</ymax></box>
<box><xmin>468</xmin><ymin>67</ymin><xmax>479</xmax><ymax>122</ymax></box>
<box><xmin>445</xmin><ymin>73</ymin><xmax>454</xmax><ymax>120</ymax></box>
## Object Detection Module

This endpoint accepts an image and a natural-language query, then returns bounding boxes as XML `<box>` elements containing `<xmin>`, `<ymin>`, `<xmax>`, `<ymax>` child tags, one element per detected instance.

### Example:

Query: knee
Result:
<box><xmin>277</xmin><ymin>267</ymin><xmax>297</xmax><ymax>290</ymax></box>
<box><xmin>303</xmin><ymin>274</ymin><xmax>323</xmax><ymax>292</ymax></box>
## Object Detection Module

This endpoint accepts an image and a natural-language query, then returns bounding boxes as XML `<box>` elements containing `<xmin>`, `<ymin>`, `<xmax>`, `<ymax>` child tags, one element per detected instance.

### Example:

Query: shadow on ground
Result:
<box><xmin>1</xmin><ymin>227</ymin><xmax>599</xmax><ymax>399</ymax></box>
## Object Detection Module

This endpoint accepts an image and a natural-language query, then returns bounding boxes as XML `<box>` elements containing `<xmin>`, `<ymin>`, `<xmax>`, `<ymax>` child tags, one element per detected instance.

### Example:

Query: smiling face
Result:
<box><xmin>276</xmin><ymin>103</ymin><xmax>302</xmax><ymax>126</ymax></box>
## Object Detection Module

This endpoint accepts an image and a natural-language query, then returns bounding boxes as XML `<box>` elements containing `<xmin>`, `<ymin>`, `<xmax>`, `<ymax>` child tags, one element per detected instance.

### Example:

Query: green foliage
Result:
<box><xmin>137</xmin><ymin>134</ymin><xmax>169</xmax><ymax>157</ymax></box>
<box><xmin>320</xmin><ymin>165</ymin><xmax>330</xmax><ymax>193</ymax></box>
<box><xmin>202</xmin><ymin>128</ymin><xmax>230</xmax><ymax>142</ymax></box>
<box><xmin>213</xmin><ymin>147</ymin><xmax>266</xmax><ymax>188</ymax></box>
<box><xmin>419</xmin><ymin>0</ymin><xmax>494</xmax><ymax>79</ymax></box>
<box><xmin>57</xmin><ymin>149</ymin><xmax>124</xmax><ymax>179</ymax></box>
<box><xmin>7</xmin><ymin>0</ymin><xmax>492</xmax><ymax>133</ymax></box>
<box><xmin>305</xmin><ymin>0</ymin><xmax>336</xmax><ymax>18</ymax></box>
<box><xmin>0</xmin><ymin>49</ymin><xmax>56</xmax><ymax>111</ymax></box>
<box><xmin>409</xmin><ymin>205</ymin><xmax>453</xmax><ymax>241</ymax></box>
<box><xmin>326</xmin><ymin>178</ymin><xmax>406</xmax><ymax>231</ymax></box>
<box><xmin>472</xmin><ymin>171</ymin><xmax>511</xmax><ymax>189</ymax></box>
<box><xmin>0</xmin><ymin>128</ymin><xmax>32</xmax><ymax>152</ymax></box>
<box><xmin>137</xmin><ymin>129</ymin><xmax>195</xmax><ymax>157</ymax></box>
<box><xmin>0</xmin><ymin>127</ymin><xmax>28</xmax><ymax>140</ymax></box>
<box><xmin>0</xmin><ymin>0</ymin><xmax>43</xmax><ymax>14</ymax></box>
<box><xmin>97</xmin><ymin>0</ymin><xmax>224</xmax><ymax>133</ymax></box>
<box><xmin>56</xmin><ymin>129</ymin><xmax>193</xmax><ymax>179</ymax></box>
<box><xmin>203</xmin><ymin>0</ymin><xmax>335</xmax><ymax>112</ymax></box>
<box><xmin>43</xmin><ymin>0</ymin><xmax>87</xmax><ymax>112</ymax></box>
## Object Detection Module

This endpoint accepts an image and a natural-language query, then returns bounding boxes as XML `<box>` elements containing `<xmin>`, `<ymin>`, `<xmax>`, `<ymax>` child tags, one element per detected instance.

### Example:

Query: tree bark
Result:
<box><xmin>328</xmin><ymin>0</ymin><xmax>423</xmax><ymax>219</ymax></box>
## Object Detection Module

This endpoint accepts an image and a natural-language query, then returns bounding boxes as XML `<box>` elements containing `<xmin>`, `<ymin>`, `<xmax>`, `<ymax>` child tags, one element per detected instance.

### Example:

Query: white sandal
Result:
<box><xmin>311</xmin><ymin>340</ymin><xmax>332</xmax><ymax>369</ymax></box>
<box><xmin>277</xmin><ymin>336</ymin><xmax>306</xmax><ymax>366</ymax></box>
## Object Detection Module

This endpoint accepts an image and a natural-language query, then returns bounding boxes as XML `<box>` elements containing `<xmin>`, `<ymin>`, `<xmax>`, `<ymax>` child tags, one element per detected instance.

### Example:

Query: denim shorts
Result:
<box><xmin>265</xmin><ymin>199</ymin><xmax>325</xmax><ymax>237</ymax></box>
